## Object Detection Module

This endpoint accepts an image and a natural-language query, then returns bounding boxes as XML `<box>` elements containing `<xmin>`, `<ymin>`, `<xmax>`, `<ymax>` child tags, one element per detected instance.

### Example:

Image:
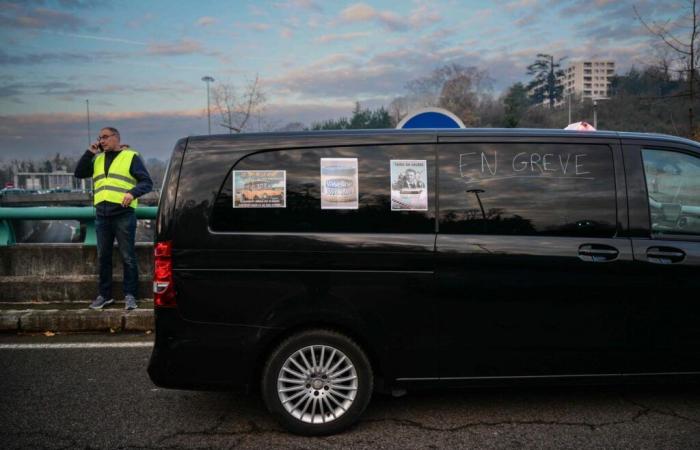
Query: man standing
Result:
<box><xmin>74</xmin><ymin>127</ymin><xmax>153</xmax><ymax>310</ymax></box>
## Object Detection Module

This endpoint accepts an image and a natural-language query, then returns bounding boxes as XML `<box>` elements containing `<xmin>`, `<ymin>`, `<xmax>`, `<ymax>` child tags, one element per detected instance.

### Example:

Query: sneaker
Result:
<box><xmin>90</xmin><ymin>295</ymin><xmax>114</xmax><ymax>310</ymax></box>
<box><xmin>125</xmin><ymin>295</ymin><xmax>138</xmax><ymax>311</ymax></box>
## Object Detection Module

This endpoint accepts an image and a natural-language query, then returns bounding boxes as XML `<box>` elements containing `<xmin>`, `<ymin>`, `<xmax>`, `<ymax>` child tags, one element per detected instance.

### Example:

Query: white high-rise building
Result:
<box><xmin>529</xmin><ymin>60</ymin><xmax>616</xmax><ymax>107</ymax></box>
<box><xmin>561</xmin><ymin>60</ymin><xmax>616</xmax><ymax>102</ymax></box>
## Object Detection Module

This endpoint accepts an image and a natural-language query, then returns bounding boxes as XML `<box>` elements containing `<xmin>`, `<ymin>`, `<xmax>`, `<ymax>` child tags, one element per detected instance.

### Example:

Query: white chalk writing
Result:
<box><xmin>460</xmin><ymin>151</ymin><xmax>595</xmax><ymax>182</ymax></box>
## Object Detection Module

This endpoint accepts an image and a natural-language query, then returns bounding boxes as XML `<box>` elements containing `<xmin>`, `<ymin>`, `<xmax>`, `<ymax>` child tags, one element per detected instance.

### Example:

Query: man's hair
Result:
<box><xmin>101</xmin><ymin>127</ymin><xmax>120</xmax><ymax>138</ymax></box>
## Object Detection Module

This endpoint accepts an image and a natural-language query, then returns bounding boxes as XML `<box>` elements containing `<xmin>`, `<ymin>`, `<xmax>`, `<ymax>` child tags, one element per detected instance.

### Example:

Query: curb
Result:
<box><xmin>0</xmin><ymin>308</ymin><xmax>153</xmax><ymax>333</ymax></box>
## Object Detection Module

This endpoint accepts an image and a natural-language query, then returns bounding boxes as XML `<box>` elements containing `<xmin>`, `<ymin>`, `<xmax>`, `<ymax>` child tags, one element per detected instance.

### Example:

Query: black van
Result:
<box><xmin>148</xmin><ymin>129</ymin><xmax>700</xmax><ymax>435</ymax></box>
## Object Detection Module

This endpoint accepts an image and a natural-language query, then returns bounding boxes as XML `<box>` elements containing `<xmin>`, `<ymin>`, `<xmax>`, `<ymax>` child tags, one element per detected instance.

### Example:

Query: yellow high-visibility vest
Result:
<box><xmin>93</xmin><ymin>149</ymin><xmax>139</xmax><ymax>208</ymax></box>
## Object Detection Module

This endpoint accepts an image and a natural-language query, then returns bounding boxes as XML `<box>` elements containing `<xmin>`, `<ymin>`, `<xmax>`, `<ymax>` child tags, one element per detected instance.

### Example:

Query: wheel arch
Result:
<box><xmin>251</xmin><ymin>320</ymin><xmax>386</xmax><ymax>392</ymax></box>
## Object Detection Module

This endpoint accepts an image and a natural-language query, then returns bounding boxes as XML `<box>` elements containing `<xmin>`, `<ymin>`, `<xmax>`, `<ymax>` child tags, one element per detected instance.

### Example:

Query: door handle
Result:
<box><xmin>646</xmin><ymin>246</ymin><xmax>685</xmax><ymax>264</ymax></box>
<box><xmin>578</xmin><ymin>244</ymin><xmax>619</xmax><ymax>262</ymax></box>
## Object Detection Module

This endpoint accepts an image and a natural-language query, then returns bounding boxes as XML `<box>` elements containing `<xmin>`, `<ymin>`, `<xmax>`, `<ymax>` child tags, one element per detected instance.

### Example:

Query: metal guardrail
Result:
<box><xmin>0</xmin><ymin>207</ymin><xmax>157</xmax><ymax>246</ymax></box>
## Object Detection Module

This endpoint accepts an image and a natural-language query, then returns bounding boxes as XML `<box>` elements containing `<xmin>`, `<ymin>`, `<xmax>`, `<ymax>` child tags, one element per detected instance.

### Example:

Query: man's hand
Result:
<box><xmin>121</xmin><ymin>192</ymin><xmax>134</xmax><ymax>207</ymax></box>
<box><xmin>89</xmin><ymin>141</ymin><xmax>100</xmax><ymax>154</ymax></box>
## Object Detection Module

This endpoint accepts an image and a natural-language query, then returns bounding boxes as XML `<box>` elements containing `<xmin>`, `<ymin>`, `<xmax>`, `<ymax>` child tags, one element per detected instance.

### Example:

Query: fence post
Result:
<box><xmin>83</xmin><ymin>218</ymin><xmax>96</xmax><ymax>246</ymax></box>
<box><xmin>0</xmin><ymin>219</ymin><xmax>16</xmax><ymax>246</ymax></box>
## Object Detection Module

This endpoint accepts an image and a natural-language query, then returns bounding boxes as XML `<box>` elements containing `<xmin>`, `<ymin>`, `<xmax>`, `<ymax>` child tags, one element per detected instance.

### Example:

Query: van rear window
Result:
<box><xmin>210</xmin><ymin>145</ymin><xmax>436</xmax><ymax>233</ymax></box>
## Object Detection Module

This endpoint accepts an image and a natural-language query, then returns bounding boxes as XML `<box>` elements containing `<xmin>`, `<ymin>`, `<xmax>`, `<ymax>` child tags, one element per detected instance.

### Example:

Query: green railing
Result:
<box><xmin>0</xmin><ymin>207</ymin><xmax>157</xmax><ymax>246</ymax></box>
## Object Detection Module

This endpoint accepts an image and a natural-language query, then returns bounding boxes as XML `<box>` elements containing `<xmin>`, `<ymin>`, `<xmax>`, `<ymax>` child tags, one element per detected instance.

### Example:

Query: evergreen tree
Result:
<box><xmin>527</xmin><ymin>54</ymin><xmax>566</xmax><ymax>109</ymax></box>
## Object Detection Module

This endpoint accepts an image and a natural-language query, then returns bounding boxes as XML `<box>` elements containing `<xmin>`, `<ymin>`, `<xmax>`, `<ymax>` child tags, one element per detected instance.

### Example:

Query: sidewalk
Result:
<box><xmin>0</xmin><ymin>300</ymin><xmax>153</xmax><ymax>333</ymax></box>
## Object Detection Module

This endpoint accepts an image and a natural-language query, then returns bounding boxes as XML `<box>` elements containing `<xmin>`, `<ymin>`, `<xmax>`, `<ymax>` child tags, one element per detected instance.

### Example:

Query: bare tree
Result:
<box><xmin>388</xmin><ymin>96</ymin><xmax>410</xmax><ymax>126</ymax></box>
<box><xmin>403</xmin><ymin>63</ymin><xmax>493</xmax><ymax>126</ymax></box>
<box><xmin>635</xmin><ymin>0</ymin><xmax>699</xmax><ymax>136</ymax></box>
<box><xmin>213</xmin><ymin>74</ymin><xmax>267</xmax><ymax>133</ymax></box>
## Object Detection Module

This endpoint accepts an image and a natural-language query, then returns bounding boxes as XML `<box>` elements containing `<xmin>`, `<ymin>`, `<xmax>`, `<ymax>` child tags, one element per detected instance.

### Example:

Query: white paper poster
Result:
<box><xmin>320</xmin><ymin>158</ymin><xmax>358</xmax><ymax>210</ymax></box>
<box><xmin>390</xmin><ymin>160</ymin><xmax>428</xmax><ymax>211</ymax></box>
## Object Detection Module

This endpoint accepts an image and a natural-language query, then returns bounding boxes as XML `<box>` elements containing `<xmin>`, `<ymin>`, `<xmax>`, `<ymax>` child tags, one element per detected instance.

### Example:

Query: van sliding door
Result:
<box><xmin>434</xmin><ymin>137</ymin><xmax>633</xmax><ymax>379</ymax></box>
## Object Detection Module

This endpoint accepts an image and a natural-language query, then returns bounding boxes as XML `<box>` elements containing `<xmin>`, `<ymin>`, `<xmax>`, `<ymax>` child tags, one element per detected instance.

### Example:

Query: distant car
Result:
<box><xmin>0</xmin><ymin>188</ymin><xmax>30</xmax><ymax>197</ymax></box>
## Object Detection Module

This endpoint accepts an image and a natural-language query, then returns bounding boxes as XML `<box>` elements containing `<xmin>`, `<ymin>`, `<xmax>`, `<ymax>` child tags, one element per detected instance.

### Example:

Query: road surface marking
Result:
<box><xmin>0</xmin><ymin>342</ymin><xmax>154</xmax><ymax>349</ymax></box>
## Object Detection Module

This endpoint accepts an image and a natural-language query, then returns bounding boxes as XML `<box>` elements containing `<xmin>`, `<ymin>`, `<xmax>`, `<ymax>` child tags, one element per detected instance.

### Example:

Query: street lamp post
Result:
<box><xmin>201</xmin><ymin>76</ymin><xmax>215</xmax><ymax>135</ymax></box>
<box><xmin>467</xmin><ymin>189</ymin><xmax>487</xmax><ymax>233</ymax></box>
<box><xmin>592</xmin><ymin>96</ymin><xmax>609</xmax><ymax>129</ymax></box>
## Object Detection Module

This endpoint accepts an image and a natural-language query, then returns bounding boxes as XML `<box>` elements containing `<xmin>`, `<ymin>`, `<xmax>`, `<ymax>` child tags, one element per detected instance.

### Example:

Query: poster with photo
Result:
<box><xmin>320</xmin><ymin>158</ymin><xmax>358</xmax><ymax>210</ymax></box>
<box><xmin>390</xmin><ymin>160</ymin><xmax>428</xmax><ymax>211</ymax></box>
<box><xmin>233</xmin><ymin>170</ymin><xmax>286</xmax><ymax>208</ymax></box>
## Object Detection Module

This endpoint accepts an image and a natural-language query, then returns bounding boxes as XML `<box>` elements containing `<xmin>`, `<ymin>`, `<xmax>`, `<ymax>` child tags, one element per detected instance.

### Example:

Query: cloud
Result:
<box><xmin>0</xmin><ymin>50</ymin><xmax>92</xmax><ymax>65</ymax></box>
<box><xmin>2</xmin><ymin>0</ymin><xmax>108</xmax><ymax>8</ymax></box>
<box><xmin>57</xmin><ymin>0</ymin><xmax>110</xmax><ymax>8</ymax></box>
<box><xmin>315</xmin><ymin>31</ymin><xmax>371</xmax><ymax>43</ymax></box>
<box><xmin>275</xmin><ymin>0</ymin><xmax>323</xmax><ymax>11</ymax></box>
<box><xmin>340</xmin><ymin>3</ymin><xmax>376</xmax><ymax>21</ymax></box>
<box><xmin>47</xmin><ymin>31</ymin><xmax>147</xmax><ymax>45</ymax></box>
<box><xmin>126</xmin><ymin>12</ymin><xmax>155</xmax><ymax>29</ymax></box>
<box><xmin>280</xmin><ymin>28</ymin><xmax>294</xmax><ymax>39</ymax></box>
<box><xmin>504</xmin><ymin>0</ymin><xmax>539</xmax><ymax>12</ymax></box>
<box><xmin>147</xmin><ymin>39</ymin><xmax>204</xmax><ymax>56</ymax></box>
<box><xmin>0</xmin><ymin>79</ymin><xmax>192</xmax><ymax>102</ymax></box>
<box><xmin>337</xmin><ymin>2</ymin><xmax>441</xmax><ymax>32</ymax></box>
<box><xmin>0</xmin><ymin>110</ymin><xmax>207</xmax><ymax>160</ymax></box>
<box><xmin>195</xmin><ymin>16</ymin><xmax>218</xmax><ymax>27</ymax></box>
<box><xmin>249</xmin><ymin>22</ymin><xmax>271</xmax><ymax>31</ymax></box>
<box><xmin>0</xmin><ymin>6</ymin><xmax>88</xmax><ymax>31</ymax></box>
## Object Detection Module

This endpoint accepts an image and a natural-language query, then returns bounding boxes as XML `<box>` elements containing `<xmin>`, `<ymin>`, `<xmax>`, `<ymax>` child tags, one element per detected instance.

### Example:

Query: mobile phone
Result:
<box><xmin>97</xmin><ymin>143</ymin><xmax>104</xmax><ymax>152</ymax></box>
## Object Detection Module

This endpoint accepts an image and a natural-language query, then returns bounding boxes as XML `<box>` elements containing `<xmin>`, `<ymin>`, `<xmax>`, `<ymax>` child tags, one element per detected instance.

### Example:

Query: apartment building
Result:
<box><xmin>530</xmin><ymin>60</ymin><xmax>616</xmax><ymax>107</ymax></box>
<box><xmin>561</xmin><ymin>60</ymin><xmax>616</xmax><ymax>102</ymax></box>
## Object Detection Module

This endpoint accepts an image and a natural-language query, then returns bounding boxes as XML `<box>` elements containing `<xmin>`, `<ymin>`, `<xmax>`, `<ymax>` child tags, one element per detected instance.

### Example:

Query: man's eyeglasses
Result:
<box><xmin>98</xmin><ymin>134</ymin><xmax>115</xmax><ymax>140</ymax></box>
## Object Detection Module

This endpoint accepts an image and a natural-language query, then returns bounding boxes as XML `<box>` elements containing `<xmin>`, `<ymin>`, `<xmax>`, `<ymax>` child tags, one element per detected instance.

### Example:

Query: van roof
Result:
<box><xmin>186</xmin><ymin>128</ymin><xmax>699</xmax><ymax>150</ymax></box>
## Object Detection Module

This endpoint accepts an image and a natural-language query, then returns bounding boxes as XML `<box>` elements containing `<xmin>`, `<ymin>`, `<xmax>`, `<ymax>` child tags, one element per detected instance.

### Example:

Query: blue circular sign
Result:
<box><xmin>397</xmin><ymin>108</ymin><xmax>465</xmax><ymax>129</ymax></box>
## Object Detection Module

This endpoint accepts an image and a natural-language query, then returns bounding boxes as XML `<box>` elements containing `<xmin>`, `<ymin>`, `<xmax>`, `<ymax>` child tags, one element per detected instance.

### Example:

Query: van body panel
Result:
<box><xmin>150</xmin><ymin>129</ymin><xmax>700</xmax><ymax>396</ymax></box>
<box><xmin>435</xmin><ymin>234</ymin><xmax>635</xmax><ymax>376</ymax></box>
<box><xmin>621</xmin><ymin>141</ymin><xmax>700</xmax><ymax>374</ymax></box>
<box><xmin>434</xmin><ymin>138</ymin><xmax>637</xmax><ymax>377</ymax></box>
<box><xmin>156</xmin><ymin>138</ymin><xmax>187</xmax><ymax>240</ymax></box>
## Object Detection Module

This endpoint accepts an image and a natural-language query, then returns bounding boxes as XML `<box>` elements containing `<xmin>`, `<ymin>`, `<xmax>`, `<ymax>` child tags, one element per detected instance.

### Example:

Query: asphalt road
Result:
<box><xmin>1</xmin><ymin>334</ymin><xmax>699</xmax><ymax>449</ymax></box>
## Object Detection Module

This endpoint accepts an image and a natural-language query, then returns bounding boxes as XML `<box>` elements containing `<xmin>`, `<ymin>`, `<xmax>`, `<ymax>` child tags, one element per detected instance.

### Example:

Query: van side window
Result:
<box><xmin>641</xmin><ymin>149</ymin><xmax>700</xmax><ymax>237</ymax></box>
<box><xmin>210</xmin><ymin>145</ymin><xmax>435</xmax><ymax>233</ymax></box>
<box><xmin>438</xmin><ymin>143</ymin><xmax>616</xmax><ymax>237</ymax></box>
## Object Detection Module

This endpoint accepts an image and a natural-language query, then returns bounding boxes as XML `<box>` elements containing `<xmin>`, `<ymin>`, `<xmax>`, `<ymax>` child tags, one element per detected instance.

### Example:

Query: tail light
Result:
<box><xmin>153</xmin><ymin>240</ymin><xmax>176</xmax><ymax>308</ymax></box>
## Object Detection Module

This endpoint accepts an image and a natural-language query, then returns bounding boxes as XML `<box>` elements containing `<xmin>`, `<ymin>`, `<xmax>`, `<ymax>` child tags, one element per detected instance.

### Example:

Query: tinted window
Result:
<box><xmin>210</xmin><ymin>145</ymin><xmax>435</xmax><ymax>233</ymax></box>
<box><xmin>642</xmin><ymin>148</ymin><xmax>700</xmax><ymax>237</ymax></box>
<box><xmin>438</xmin><ymin>143</ymin><xmax>616</xmax><ymax>237</ymax></box>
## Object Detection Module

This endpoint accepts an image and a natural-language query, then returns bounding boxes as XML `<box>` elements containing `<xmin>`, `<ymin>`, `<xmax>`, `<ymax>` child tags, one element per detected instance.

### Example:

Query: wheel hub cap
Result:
<box><xmin>277</xmin><ymin>344</ymin><xmax>358</xmax><ymax>424</ymax></box>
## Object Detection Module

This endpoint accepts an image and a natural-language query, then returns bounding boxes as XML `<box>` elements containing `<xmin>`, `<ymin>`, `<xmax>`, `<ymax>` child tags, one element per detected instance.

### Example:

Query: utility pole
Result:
<box><xmin>201</xmin><ymin>76</ymin><xmax>215</xmax><ymax>135</ymax></box>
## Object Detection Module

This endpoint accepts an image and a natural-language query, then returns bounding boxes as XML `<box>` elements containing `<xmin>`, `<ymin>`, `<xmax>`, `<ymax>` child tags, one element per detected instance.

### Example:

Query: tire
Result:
<box><xmin>261</xmin><ymin>329</ymin><xmax>373</xmax><ymax>436</ymax></box>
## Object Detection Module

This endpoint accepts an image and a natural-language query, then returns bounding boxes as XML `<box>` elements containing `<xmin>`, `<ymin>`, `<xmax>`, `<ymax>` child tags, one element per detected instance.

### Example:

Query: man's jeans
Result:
<box><xmin>96</xmin><ymin>212</ymin><xmax>138</xmax><ymax>299</ymax></box>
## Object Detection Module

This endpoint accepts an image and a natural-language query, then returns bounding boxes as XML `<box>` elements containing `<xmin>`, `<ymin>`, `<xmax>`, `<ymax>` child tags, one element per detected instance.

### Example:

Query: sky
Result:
<box><xmin>0</xmin><ymin>0</ymin><xmax>686</xmax><ymax>160</ymax></box>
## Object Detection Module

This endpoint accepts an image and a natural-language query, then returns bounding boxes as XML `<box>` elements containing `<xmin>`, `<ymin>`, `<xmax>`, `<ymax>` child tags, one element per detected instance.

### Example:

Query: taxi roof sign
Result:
<box><xmin>564</xmin><ymin>121</ymin><xmax>596</xmax><ymax>131</ymax></box>
<box><xmin>397</xmin><ymin>107</ymin><xmax>465</xmax><ymax>129</ymax></box>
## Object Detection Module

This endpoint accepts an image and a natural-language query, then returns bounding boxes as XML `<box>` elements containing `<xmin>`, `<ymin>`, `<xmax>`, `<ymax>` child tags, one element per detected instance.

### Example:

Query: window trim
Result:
<box><xmin>207</xmin><ymin>144</ymin><xmax>439</xmax><ymax>235</ymax></box>
<box><xmin>639</xmin><ymin>145</ymin><xmax>700</xmax><ymax>242</ymax></box>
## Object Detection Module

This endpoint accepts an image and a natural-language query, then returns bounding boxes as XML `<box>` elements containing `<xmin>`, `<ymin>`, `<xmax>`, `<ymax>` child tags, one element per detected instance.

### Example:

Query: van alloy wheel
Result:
<box><xmin>277</xmin><ymin>345</ymin><xmax>358</xmax><ymax>424</ymax></box>
<box><xmin>262</xmin><ymin>329</ymin><xmax>373</xmax><ymax>435</ymax></box>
